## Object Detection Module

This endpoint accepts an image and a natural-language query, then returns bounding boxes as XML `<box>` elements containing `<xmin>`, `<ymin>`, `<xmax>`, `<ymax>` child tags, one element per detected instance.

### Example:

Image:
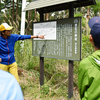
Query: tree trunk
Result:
<box><xmin>16</xmin><ymin>0</ymin><xmax>18</xmax><ymax>22</ymax></box>
<box><xmin>46</xmin><ymin>13</ymin><xmax>49</xmax><ymax>20</ymax></box>
<box><xmin>65</xmin><ymin>10</ymin><xmax>69</xmax><ymax>18</ymax></box>
<box><xmin>26</xmin><ymin>10</ymin><xmax>32</xmax><ymax>35</ymax></box>
<box><xmin>5</xmin><ymin>0</ymin><xmax>7</xmax><ymax>13</ymax></box>
<box><xmin>12</xmin><ymin>0</ymin><xmax>14</xmax><ymax>25</ymax></box>
<box><xmin>16</xmin><ymin>0</ymin><xmax>18</xmax><ymax>33</ymax></box>
<box><xmin>86</xmin><ymin>6</ymin><xmax>90</xmax><ymax>35</ymax></box>
<box><xmin>34</xmin><ymin>9</ymin><xmax>37</xmax><ymax>22</ymax></box>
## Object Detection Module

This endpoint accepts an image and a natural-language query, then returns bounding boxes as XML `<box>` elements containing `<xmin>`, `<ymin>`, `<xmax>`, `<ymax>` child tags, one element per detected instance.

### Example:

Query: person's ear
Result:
<box><xmin>1</xmin><ymin>32</ymin><xmax>3</xmax><ymax>35</ymax></box>
<box><xmin>89</xmin><ymin>34</ymin><xmax>94</xmax><ymax>45</ymax></box>
<box><xmin>1</xmin><ymin>31</ymin><xmax>5</xmax><ymax>35</ymax></box>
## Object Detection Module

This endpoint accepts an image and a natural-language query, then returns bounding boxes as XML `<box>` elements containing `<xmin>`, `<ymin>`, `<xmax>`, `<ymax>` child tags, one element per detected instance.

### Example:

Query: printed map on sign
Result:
<box><xmin>33</xmin><ymin>21</ymin><xmax>56</xmax><ymax>40</ymax></box>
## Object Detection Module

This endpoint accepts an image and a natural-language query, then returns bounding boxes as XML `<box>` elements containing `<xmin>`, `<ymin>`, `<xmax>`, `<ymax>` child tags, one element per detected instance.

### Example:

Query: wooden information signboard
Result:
<box><xmin>32</xmin><ymin>17</ymin><xmax>81</xmax><ymax>61</ymax></box>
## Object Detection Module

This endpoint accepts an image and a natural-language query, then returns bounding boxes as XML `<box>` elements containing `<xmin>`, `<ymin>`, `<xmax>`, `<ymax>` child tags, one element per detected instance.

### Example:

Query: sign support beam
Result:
<box><xmin>40</xmin><ymin>11</ymin><xmax>44</xmax><ymax>86</ymax></box>
<box><xmin>68</xmin><ymin>2</ymin><xmax>74</xmax><ymax>98</ymax></box>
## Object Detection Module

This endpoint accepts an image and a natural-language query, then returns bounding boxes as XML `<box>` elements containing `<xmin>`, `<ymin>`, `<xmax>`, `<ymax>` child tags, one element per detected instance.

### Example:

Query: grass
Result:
<box><xmin>14</xmin><ymin>34</ymin><xmax>94</xmax><ymax>100</ymax></box>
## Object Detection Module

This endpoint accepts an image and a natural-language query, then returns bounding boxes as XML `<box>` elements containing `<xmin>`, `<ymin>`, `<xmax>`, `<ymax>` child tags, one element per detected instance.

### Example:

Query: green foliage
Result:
<box><xmin>74</xmin><ymin>13</ymin><xmax>90</xmax><ymax>35</ymax></box>
<box><xmin>74</xmin><ymin>13</ymin><xmax>83</xmax><ymax>17</ymax></box>
<box><xmin>15</xmin><ymin>40</ymin><xmax>39</xmax><ymax>69</ymax></box>
<box><xmin>82</xmin><ymin>34</ymin><xmax>94</xmax><ymax>59</ymax></box>
<box><xmin>40</xmin><ymin>86</ymin><xmax>50</xmax><ymax>95</ymax></box>
<box><xmin>91</xmin><ymin>0</ymin><xmax>100</xmax><ymax>15</ymax></box>
<box><xmin>21</xmin><ymin>83</ymin><xmax>28</xmax><ymax>92</ymax></box>
<box><xmin>27</xmin><ymin>61</ymin><xmax>35</xmax><ymax>70</ymax></box>
<box><xmin>82</xmin><ymin>17</ymin><xmax>86</xmax><ymax>29</ymax></box>
<box><xmin>0</xmin><ymin>2</ymin><xmax>5</xmax><ymax>10</ymax></box>
<box><xmin>14</xmin><ymin>41</ymin><xmax>24</xmax><ymax>65</ymax></box>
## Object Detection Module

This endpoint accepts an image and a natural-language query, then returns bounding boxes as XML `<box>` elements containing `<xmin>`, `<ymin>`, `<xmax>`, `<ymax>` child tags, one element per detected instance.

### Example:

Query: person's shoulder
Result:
<box><xmin>79</xmin><ymin>56</ymin><xmax>92</xmax><ymax>70</ymax></box>
<box><xmin>10</xmin><ymin>34</ymin><xmax>18</xmax><ymax>37</ymax></box>
<box><xmin>0</xmin><ymin>69</ymin><xmax>11</xmax><ymax>77</ymax></box>
<box><xmin>10</xmin><ymin>34</ymin><xmax>19</xmax><ymax>39</ymax></box>
<box><xmin>0</xmin><ymin>69</ymin><xmax>16</xmax><ymax>81</ymax></box>
<box><xmin>80</xmin><ymin>57</ymin><xmax>90</xmax><ymax>65</ymax></box>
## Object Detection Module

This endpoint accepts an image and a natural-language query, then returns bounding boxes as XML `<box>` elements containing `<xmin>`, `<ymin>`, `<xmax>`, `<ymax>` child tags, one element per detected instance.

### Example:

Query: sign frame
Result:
<box><xmin>32</xmin><ymin>17</ymin><xmax>82</xmax><ymax>61</ymax></box>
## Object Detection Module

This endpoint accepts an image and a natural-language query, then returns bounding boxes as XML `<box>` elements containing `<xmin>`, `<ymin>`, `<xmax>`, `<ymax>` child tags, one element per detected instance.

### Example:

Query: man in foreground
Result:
<box><xmin>78</xmin><ymin>16</ymin><xmax>100</xmax><ymax>99</ymax></box>
<box><xmin>0</xmin><ymin>69</ymin><xmax>24</xmax><ymax>100</ymax></box>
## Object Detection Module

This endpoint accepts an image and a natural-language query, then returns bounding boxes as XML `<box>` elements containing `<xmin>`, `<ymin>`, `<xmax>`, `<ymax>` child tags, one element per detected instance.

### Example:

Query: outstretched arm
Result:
<box><xmin>31</xmin><ymin>34</ymin><xmax>45</xmax><ymax>39</ymax></box>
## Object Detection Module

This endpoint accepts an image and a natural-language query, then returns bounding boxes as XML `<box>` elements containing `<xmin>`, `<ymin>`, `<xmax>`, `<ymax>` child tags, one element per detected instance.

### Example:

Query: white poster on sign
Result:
<box><xmin>34</xmin><ymin>21</ymin><xmax>57</xmax><ymax>40</ymax></box>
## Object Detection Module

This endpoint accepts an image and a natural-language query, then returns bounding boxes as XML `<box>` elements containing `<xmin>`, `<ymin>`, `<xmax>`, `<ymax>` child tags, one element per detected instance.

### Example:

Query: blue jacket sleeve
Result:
<box><xmin>13</xmin><ymin>34</ymin><xmax>31</xmax><ymax>42</ymax></box>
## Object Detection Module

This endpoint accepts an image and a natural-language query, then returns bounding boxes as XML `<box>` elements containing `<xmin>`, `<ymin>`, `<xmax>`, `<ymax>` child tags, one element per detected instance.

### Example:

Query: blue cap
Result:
<box><xmin>88</xmin><ymin>16</ymin><xmax>100</xmax><ymax>28</ymax></box>
<box><xmin>88</xmin><ymin>17</ymin><xmax>100</xmax><ymax>43</ymax></box>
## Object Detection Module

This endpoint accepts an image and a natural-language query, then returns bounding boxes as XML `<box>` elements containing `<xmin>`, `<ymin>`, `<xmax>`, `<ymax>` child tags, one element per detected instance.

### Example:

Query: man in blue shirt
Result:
<box><xmin>0</xmin><ymin>23</ymin><xmax>45</xmax><ymax>82</ymax></box>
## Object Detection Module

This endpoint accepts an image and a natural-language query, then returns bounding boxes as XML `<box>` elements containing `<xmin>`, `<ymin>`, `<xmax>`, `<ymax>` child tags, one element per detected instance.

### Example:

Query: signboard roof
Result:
<box><xmin>23</xmin><ymin>0</ymin><xmax>96</xmax><ymax>13</ymax></box>
<box><xmin>24</xmin><ymin>0</ymin><xmax>76</xmax><ymax>12</ymax></box>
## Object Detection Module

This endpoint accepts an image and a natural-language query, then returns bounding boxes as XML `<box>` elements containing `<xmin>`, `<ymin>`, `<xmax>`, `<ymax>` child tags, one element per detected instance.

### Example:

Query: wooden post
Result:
<box><xmin>40</xmin><ymin>11</ymin><xmax>44</xmax><ymax>86</ymax></box>
<box><xmin>40</xmin><ymin>57</ymin><xmax>44</xmax><ymax>85</ymax></box>
<box><xmin>68</xmin><ymin>60</ymin><xmax>73</xmax><ymax>98</ymax></box>
<box><xmin>68</xmin><ymin>3</ymin><xmax>74</xmax><ymax>98</ymax></box>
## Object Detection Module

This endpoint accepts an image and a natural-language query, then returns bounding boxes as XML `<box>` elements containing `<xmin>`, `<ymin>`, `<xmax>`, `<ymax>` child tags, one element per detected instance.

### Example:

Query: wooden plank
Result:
<box><xmin>68</xmin><ymin>3</ymin><xmax>74</xmax><ymax>98</ymax></box>
<box><xmin>40</xmin><ymin>12</ymin><xmax>44</xmax><ymax>86</ymax></box>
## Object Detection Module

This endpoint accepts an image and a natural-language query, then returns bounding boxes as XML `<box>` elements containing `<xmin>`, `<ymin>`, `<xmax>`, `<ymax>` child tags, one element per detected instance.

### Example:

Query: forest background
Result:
<box><xmin>0</xmin><ymin>0</ymin><xmax>100</xmax><ymax>100</ymax></box>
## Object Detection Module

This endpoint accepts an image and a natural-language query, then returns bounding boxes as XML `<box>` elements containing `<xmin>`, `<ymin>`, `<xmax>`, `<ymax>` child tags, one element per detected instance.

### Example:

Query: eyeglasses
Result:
<box><xmin>7</xmin><ymin>30</ymin><xmax>11</xmax><ymax>32</ymax></box>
